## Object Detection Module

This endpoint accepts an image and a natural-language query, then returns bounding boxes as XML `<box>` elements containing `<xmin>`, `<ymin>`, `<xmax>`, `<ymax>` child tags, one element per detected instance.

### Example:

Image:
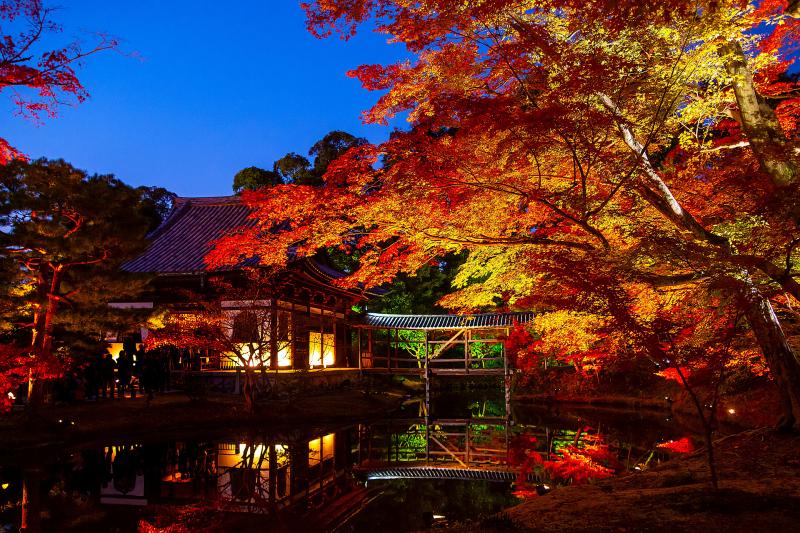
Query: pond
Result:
<box><xmin>0</xmin><ymin>392</ymin><xmax>691</xmax><ymax>532</ymax></box>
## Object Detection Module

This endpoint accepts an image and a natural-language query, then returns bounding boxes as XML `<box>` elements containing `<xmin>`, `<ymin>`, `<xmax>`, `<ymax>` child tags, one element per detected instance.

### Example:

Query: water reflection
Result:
<box><xmin>0</xmin><ymin>398</ymin><xmax>688</xmax><ymax>532</ymax></box>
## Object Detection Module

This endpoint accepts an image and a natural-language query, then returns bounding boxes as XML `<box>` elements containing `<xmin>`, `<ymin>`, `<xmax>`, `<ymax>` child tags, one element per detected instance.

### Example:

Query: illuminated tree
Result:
<box><xmin>0</xmin><ymin>0</ymin><xmax>116</xmax><ymax>163</ymax></box>
<box><xmin>209</xmin><ymin>1</ymin><xmax>800</xmax><ymax>427</ymax></box>
<box><xmin>146</xmin><ymin>270</ymin><xmax>288</xmax><ymax>413</ymax></box>
<box><xmin>0</xmin><ymin>159</ymin><xmax>163</xmax><ymax>405</ymax></box>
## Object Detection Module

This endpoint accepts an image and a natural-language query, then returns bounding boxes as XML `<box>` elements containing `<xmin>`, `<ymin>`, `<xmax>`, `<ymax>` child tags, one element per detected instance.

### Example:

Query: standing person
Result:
<box><xmin>157</xmin><ymin>350</ymin><xmax>168</xmax><ymax>393</ymax></box>
<box><xmin>168</xmin><ymin>348</ymin><xmax>179</xmax><ymax>389</ymax></box>
<box><xmin>143</xmin><ymin>351</ymin><xmax>159</xmax><ymax>405</ymax></box>
<box><xmin>83</xmin><ymin>354</ymin><xmax>99</xmax><ymax>401</ymax></box>
<box><xmin>135</xmin><ymin>346</ymin><xmax>147</xmax><ymax>396</ymax></box>
<box><xmin>117</xmin><ymin>350</ymin><xmax>132</xmax><ymax>399</ymax></box>
<box><xmin>101</xmin><ymin>353</ymin><xmax>116</xmax><ymax>400</ymax></box>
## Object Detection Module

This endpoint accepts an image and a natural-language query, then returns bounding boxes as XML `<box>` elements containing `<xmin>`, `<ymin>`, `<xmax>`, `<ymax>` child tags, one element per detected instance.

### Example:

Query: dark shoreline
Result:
<box><xmin>0</xmin><ymin>388</ymin><xmax>406</xmax><ymax>461</ymax></box>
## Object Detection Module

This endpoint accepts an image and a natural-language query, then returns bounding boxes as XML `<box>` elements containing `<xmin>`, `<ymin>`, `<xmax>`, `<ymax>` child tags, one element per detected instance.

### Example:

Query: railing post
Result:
<box><xmin>357</xmin><ymin>328</ymin><xmax>363</xmax><ymax>373</ymax></box>
<box><xmin>424</xmin><ymin>330</ymin><xmax>430</xmax><ymax>415</ymax></box>
<box><xmin>465</xmin><ymin>423</ymin><xmax>471</xmax><ymax>467</ymax></box>
<box><xmin>465</xmin><ymin>330</ymin><xmax>470</xmax><ymax>373</ymax></box>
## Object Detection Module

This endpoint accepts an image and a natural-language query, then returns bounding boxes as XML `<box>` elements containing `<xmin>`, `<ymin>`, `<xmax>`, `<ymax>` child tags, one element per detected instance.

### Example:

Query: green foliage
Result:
<box><xmin>233</xmin><ymin>131</ymin><xmax>369</xmax><ymax>192</ymax></box>
<box><xmin>136</xmin><ymin>185</ymin><xmax>176</xmax><ymax>233</ymax></box>
<box><xmin>272</xmin><ymin>153</ymin><xmax>316</xmax><ymax>186</ymax></box>
<box><xmin>369</xmin><ymin>252</ymin><xmax>468</xmax><ymax>314</ymax></box>
<box><xmin>309</xmin><ymin>130</ymin><xmax>368</xmax><ymax>178</ymax></box>
<box><xmin>274</xmin><ymin>130</ymin><xmax>367</xmax><ymax>187</ymax></box>
<box><xmin>0</xmin><ymin>158</ymin><xmax>167</xmax><ymax>359</ymax></box>
<box><xmin>232</xmin><ymin>166</ymin><xmax>283</xmax><ymax>194</ymax></box>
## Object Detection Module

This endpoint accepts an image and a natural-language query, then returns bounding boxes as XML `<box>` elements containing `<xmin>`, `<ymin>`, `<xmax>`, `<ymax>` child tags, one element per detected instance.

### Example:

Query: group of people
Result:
<box><xmin>82</xmin><ymin>347</ymin><xmax>171</xmax><ymax>402</ymax></box>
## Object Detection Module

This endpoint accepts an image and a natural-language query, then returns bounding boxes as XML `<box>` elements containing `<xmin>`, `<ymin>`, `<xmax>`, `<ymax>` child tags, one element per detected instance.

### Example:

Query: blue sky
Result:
<box><xmin>2</xmin><ymin>1</ymin><xmax>405</xmax><ymax>196</ymax></box>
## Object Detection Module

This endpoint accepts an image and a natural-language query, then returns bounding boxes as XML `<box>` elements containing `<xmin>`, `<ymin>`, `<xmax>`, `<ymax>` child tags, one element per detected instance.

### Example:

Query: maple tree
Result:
<box><xmin>145</xmin><ymin>270</ymin><xmax>289</xmax><ymax>413</ymax></box>
<box><xmin>207</xmin><ymin>0</ymin><xmax>800</xmax><ymax>429</ymax></box>
<box><xmin>0</xmin><ymin>0</ymin><xmax>116</xmax><ymax>164</ymax></box>
<box><xmin>509</xmin><ymin>430</ymin><xmax>623</xmax><ymax>497</ymax></box>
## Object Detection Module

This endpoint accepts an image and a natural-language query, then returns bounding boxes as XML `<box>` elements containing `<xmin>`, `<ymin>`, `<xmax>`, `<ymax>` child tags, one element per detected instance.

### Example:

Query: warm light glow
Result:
<box><xmin>218</xmin><ymin>442</ymin><xmax>285</xmax><ymax>468</ymax></box>
<box><xmin>235</xmin><ymin>344</ymin><xmax>266</xmax><ymax>367</ymax></box>
<box><xmin>309</xmin><ymin>332</ymin><xmax>335</xmax><ymax>368</ymax></box>
<box><xmin>232</xmin><ymin>343</ymin><xmax>292</xmax><ymax>367</ymax></box>
<box><xmin>7</xmin><ymin>392</ymin><xmax>14</xmax><ymax>401</ymax></box>
<box><xmin>107</xmin><ymin>342</ymin><xmax>124</xmax><ymax>360</ymax></box>
<box><xmin>277</xmin><ymin>342</ymin><xmax>291</xmax><ymax>367</ymax></box>
<box><xmin>309</xmin><ymin>433</ymin><xmax>335</xmax><ymax>466</ymax></box>
<box><xmin>1</xmin><ymin>483</ymin><xmax>8</xmax><ymax>490</ymax></box>
<box><xmin>727</xmin><ymin>408</ymin><xmax>736</xmax><ymax>415</ymax></box>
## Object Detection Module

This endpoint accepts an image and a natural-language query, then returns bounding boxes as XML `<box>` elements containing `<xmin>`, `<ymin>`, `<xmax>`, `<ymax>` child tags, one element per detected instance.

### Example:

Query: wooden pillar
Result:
<box><xmin>504</xmin><ymin>327</ymin><xmax>511</xmax><ymax>419</ymax></box>
<box><xmin>318</xmin><ymin>306</ymin><xmax>324</xmax><ymax>368</ymax></box>
<box><xmin>424</xmin><ymin>330</ymin><xmax>430</xmax><ymax>414</ymax></box>
<box><xmin>465</xmin><ymin>330</ymin><xmax>470</xmax><ymax>373</ymax></box>
<box><xmin>394</xmin><ymin>328</ymin><xmax>399</xmax><ymax>369</ymax></box>
<box><xmin>425</xmin><ymin>419</ymin><xmax>430</xmax><ymax>465</ymax></box>
<box><xmin>357</xmin><ymin>328</ymin><xmax>362</xmax><ymax>372</ymax></box>
<box><xmin>465</xmin><ymin>423</ymin><xmax>471</xmax><ymax>467</ymax></box>
<box><xmin>386</xmin><ymin>329</ymin><xmax>391</xmax><ymax>370</ymax></box>
<box><xmin>268</xmin><ymin>444</ymin><xmax>277</xmax><ymax>506</ymax></box>
<box><xmin>289</xmin><ymin>441</ymin><xmax>309</xmax><ymax>498</ymax></box>
<box><xmin>368</xmin><ymin>329</ymin><xmax>373</xmax><ymax>369</ymax></box>
<box><xmin>269</xmin><ymin>299</ymin><xmax>278</xmax><ymax>370</ymax></box>
<box><xmin>333</xmin><ymin>317</ymin><xmax>338</xmax><ymax>368</ymax></box>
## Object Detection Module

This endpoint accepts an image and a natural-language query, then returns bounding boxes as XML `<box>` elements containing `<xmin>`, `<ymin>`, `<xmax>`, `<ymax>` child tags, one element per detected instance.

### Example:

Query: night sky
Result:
<box><xmin>2</xmin><ymin>1</ymin><xmax>406</xmax><ymax>197</ymax></box>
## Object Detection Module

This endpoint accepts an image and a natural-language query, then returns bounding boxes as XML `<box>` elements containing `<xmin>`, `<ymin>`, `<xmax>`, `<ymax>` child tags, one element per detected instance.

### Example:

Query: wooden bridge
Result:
<box><xmin>353</xmin><ymin>416</ymin><xmax>515</xmax><ymax>481</ymax></box>
<box><xmin>354</xmin><ymin>312</ymin><xmax>533</xmax><ymax>376</ymax></box>
<box><xmin>353</xmin><ymin>311</ymin><xmax>534</xmax><ymax>409</ymax></box>
<box><xmin>351</xmin><ymin>415</ymin><xmax>577</xmax><ymax>483</ymax></box>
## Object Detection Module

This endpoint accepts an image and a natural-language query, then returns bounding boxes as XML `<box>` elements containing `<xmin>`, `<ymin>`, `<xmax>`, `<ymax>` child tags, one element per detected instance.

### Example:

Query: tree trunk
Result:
<box><xmin>602</xmin><ymin>92</ymin><xmax>800</xmax><ymax>429</ymax></box>
<box><xmin>20</xmin><ymin>467</ymin><xmax>42</xmax><ymax>533</ymax></box>
<box><xmin>27</xmin><ymin>268</ymin><xmax>62</xmax><ymax>406</ymax></box>
<box><xmin>243</xmin><ymin>367</ymin><xmax>256</xmax><ymax>413</ymax></box>
<box><xmin>719</xmin><ymin>40</ymin><xmax>798</xmax><ymax>187</ymax></box>
<box><xmin>743</xmin><ymin>282</ymin><xmax>800</xmax><ymax>430</ymax></box>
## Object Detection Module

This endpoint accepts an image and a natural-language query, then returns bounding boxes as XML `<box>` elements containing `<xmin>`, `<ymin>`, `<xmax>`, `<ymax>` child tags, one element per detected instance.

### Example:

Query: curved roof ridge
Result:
<box><xmin>366</xmin><ymin>311</ymin><xmax>530</xmax><ymax>317</ymax></box>
<box><xmin>123</xmin><ymin>195</ymin><xmax>254</xmax><ymax>274</ymax></box>
<box><xmin>174</xmin><ymin>195</ymin><xmax>242</xmax><ymax>205</ymax></box>
<box><xmin>361</xmin><ymin>311</ymin><xmax>534</xmax><ymax>330</ymax></box>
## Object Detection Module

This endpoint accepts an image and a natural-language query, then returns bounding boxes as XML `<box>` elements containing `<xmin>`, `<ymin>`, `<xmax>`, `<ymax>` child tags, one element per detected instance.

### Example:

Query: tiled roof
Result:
<box><xmin>361</xmin><ymin>312</ymin><xmax>534</xmax><ymax>330</ymax></box>
<box><xmin>123</xmin><ymin>196</ymin><xmax>255</xmax><ymax>274</ymax></box>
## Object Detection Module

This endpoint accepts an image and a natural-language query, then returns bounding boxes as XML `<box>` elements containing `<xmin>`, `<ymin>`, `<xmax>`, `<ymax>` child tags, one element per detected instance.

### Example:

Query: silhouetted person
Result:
<box><xmin>158</xmin><ymin>350</ymin><xmax>169</xmax><ymax>392</ymax></box>
<box><xmin>83</xmin><ymin>355</ymin><xmax>100</xmax><ymax>401</ymax></box>
<box><xmin>117</xmin><ymin>350</ymin><xmax>132</xmax><ymax>398</ymax></box>
<box><xmin>101</xmin><ymin>353</ymin><xmax>116</xmax><ymax>399</ymax></box>
<box><xmin>134</xmin><ymin>346</ymin><xmax>146</xmax><ymax>395</ymax></box>
<box><xmin>142</xmin><ymin>351</ymin><xmax>159</xmax><ymax>405</ymax></box>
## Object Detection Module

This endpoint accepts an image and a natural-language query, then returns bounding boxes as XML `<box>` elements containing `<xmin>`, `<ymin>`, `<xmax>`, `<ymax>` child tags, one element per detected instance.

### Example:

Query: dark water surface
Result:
<box><xmin>0</xmin><ymin>393</ymin><xmax>689</xmax><ymax>532</ymax></box>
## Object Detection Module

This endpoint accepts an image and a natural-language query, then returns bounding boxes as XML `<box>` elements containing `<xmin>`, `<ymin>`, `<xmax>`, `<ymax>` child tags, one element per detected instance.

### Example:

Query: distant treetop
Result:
<box><xmin>233</xmin><ymin>130</ymin><xmax>367</xmax><ymax>192</ymax></box>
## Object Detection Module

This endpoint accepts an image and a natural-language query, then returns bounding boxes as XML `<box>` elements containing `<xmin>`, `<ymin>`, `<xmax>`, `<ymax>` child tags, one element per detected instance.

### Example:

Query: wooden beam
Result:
<box><xmin>432</xmin><ymin>329</ymin><xmax>466</xmax><ymax>359</ymax></box>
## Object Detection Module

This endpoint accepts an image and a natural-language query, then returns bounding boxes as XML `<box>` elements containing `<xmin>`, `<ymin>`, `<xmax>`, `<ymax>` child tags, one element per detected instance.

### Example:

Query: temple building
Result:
<box><xmin>111</xmin><ymin>195</ymin><xmax>534</xmax><ymax>390</ymax></box>
<box><xmin>112</xmin><ymin>195</ymin><xmax>369</xmax><ymax>372</ymax></box>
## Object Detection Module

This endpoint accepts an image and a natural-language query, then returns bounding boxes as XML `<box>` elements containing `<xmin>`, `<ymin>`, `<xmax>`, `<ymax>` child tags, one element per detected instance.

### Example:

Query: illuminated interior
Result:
<box><xmin>105</xmin><ymin>343</ymin><xmax>143</xmax><ymax>362</ymax></box>
<box><xmin>233</xmin><ymin>343</ymin><xmax>292</xmax><ymax>368</ymax></box>
<box><xmin>106</xmin><ymin>342</ymin><xmax>124</xmax><ymax>360</ymax></box>
<box><xmin>216</xmin><ymin>442</ymin><xmax>291</xmax><ymax>504</ymax></box>
<box><xmin>217</xmin><ymin>443</ymin><xmax>291</xmax><ymax>468</ymax></box>
<box><xmin>308</xmin><ymin>433</ymin><xmax>335</xmax><ymax>466</ymax></box>
<box><xmin>309</xmin><ymin>332</ymin><xmax>335</xmax><ymax>368</ymax></box>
